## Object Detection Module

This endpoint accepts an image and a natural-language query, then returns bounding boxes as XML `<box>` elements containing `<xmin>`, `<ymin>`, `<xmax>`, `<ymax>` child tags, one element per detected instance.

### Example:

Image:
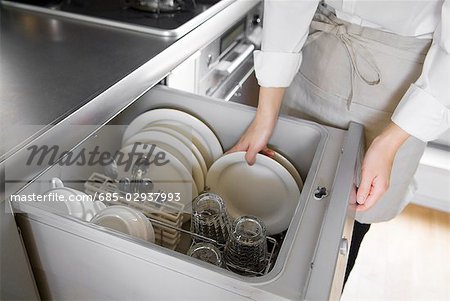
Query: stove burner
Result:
<box><xmin>125</xmin><ymin>0</ymin><xmax>186</xmax><ymax>13</ymax></box>
<box><xmin>5</xmin><ymin>0</ymin><xmax>224</xmax><ymax>36</ymax></box>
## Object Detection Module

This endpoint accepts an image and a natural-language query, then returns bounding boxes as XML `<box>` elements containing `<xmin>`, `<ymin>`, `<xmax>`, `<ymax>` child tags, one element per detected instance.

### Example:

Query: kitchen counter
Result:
<box><xmin>0</xmin><ymin>5</ymin><xmax>174</xmax><ymax>160</ymax></box>
<box><xmin>0</xmin><ymin>0</ymin><xmax>258</xmax><ymax>164</ymax></box>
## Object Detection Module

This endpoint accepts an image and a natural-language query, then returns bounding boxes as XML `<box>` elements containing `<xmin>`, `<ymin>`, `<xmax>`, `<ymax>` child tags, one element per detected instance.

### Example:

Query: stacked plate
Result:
<box><xmin>119</xmin><ymin>109</ymin><xmax>224</xmax><ymax>211</ymax></box>
<box><xmin>91</xmin><ymin>205</ymin><xmax>155</xmax><ymax>243</ymax></box>
<box><xmin>206</xmin><ymin>151</ymin><xmax>303</xmax><ymax>235</ymax></box>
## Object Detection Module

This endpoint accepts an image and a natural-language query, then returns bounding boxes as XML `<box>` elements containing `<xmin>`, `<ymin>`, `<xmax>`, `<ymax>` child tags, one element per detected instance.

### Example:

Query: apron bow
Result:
<box><xmin>306</xmin><ymin>4</ymin><xmax>382</xmax><ymax>109</ymax></box>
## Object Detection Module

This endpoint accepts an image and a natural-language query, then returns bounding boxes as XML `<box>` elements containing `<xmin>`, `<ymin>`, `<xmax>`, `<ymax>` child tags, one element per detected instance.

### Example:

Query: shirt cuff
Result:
<box><xmin>253</xmin><ymin>50</ymin><xmax>302</xmax><ymax>88</ymax></box>
<box><xmin>392</xmin><ymin>84</ymin><xmax>450</xmax><ymax>142</ymax></box>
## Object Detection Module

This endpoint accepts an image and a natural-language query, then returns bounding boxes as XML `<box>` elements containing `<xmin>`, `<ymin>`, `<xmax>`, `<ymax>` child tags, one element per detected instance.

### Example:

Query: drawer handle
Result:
<box><xmin>215</xmin><ymin>44</ymin><xmax>255</xmax><ymax>75</ymax></box>
<box><xmin>339</xmin><ymin>238</ymin><xmax>349</xmax><ymax>256</ymax></box>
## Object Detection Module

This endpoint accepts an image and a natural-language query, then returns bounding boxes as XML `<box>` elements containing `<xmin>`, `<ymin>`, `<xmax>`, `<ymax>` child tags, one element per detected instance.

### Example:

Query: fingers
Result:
<box><xmin>356</xmin><ymin>176</ymin><xmax>389</xmax><ymax>212</ymax></box>
<box><xmin>225</xmin><ymin>144</ymin><xmax>243</xmax><ymax>155</ymax></box>
<box><xmin>356</xmin><ymin>169</ymin><xmax>372</xmax><ymax>205</ymax></box>
<box><xmin>226</xmin><ymin>141</ymin><xmax>259</xmax><ymax>165</ymax></box>
<box><xmin>225</xmin><ymin>119</ymin><xmax>274</xmax><ymax>165</ymax></box>
<box><xmin>245</xmin><ymin>146</ymin><xmax>259</xmax><ymax>166</ymax></box>
<box><xmin>261</xmin><ymin>147</ymin><xmax>275</xmax><ymax>158</ymax></box>
<box><xmin>349</xmin><ymin>184</ymin><xmax>357</xmax><ymax>205</ymax></box>
<box><xmin>354</xmin><ymin>131</ymin><xmax>398</xmax><ymax>213</ymax></box>
<box><xmin>227</xmin><ymin>144</ymin><xmax>272</xmax><ymax>165</ymax></box>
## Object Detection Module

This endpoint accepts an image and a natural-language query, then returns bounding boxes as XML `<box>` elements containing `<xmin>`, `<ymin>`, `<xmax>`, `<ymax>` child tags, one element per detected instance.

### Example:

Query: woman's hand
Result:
<box><xmin>227</xmin><ymin>87</ymin><xmax>285</xmax><ymax>165</ymax></box>
<box><xmin>356</xmin><ymin>122</ymin><xmax>410</xmax><ymax>211</ymax></box>
<box><xmin>227</xmin><ymin>114</ymin><xmax>276</xmax><ymax>165</ymax></box>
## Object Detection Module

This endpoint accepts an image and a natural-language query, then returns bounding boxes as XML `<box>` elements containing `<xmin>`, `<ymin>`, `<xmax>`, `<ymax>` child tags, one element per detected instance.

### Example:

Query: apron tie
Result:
<box><xmin>305</xmin><ymin>4</ymin><xmax>381</xmax><ymax>109</ymax></box>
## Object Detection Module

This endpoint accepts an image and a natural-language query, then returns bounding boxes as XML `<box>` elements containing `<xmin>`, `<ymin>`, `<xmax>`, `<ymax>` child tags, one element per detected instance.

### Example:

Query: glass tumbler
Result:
<box><xmin>224</xmin><ymin>216</ymin><xmax>268</xmax><ymax>274</ymax></box>
<box><xmin>187</xmin><ymin>242</ymin><xmax>222</xmax><ymax>267</ymax></box>
<box><xmin>191</xmin><ymin>193</ymin><xmax>230</xmax><ymax>244</ymax></box>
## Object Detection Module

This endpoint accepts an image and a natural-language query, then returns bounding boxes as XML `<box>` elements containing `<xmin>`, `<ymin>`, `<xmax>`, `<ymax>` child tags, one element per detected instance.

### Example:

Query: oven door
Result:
<box><xmin>227</xmin><ymin>69</ymin><xmax>258</xmax><ymax>107</ymax></box>
<box><xmin>209</xmin><ymin>47</ymin><xmax>258</xmax><ymax>107</ymax></box>
<box><xmin>167</xmin><ymin>41</ymin><xmax>259</xmax><ymax>106</ymax></box>
<box><xmin>200</xmin><ymin>42</ymin><xmax>258</xmax><ymax>106</ymax></box>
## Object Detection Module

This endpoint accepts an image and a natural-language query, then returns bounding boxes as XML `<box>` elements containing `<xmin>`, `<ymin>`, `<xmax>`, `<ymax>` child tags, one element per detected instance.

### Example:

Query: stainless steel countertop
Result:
<box><xmin>0</xmin><ymin>0</ymin><xmax>260</xmax><ymax>162</ymax></box>
<box><xmin>0</xmin><ymin>4</ymin><xmax>175</xmax><ymax>160</ymax></box>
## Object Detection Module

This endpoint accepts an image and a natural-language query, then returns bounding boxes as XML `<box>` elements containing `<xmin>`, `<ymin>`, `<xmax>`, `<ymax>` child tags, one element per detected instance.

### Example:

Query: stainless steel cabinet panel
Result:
<box><xmin>1</xmin><ymin>200</ymin><xmax>40</xmax><ymax>300</ymax></box>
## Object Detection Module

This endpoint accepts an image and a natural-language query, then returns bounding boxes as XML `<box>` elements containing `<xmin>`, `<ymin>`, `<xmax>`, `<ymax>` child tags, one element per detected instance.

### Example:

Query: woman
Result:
<box><xmin>229</xmin><ymin>0</ymin><xmax>449</xmax><ymax>284</ymax></box>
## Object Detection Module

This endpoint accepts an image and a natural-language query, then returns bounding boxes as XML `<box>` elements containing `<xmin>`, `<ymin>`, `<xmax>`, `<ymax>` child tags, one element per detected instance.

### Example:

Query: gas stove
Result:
<box><xmin>2</xmin><ymin>0</ymin><xmax>235</xmax><ymax>37</ymax></box>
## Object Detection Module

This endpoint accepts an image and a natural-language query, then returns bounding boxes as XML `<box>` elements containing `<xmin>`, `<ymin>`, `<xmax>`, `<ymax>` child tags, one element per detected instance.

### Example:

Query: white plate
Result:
<box><xmin>91</xmin><ymin>205</ymin><xmax>154</xmax><ymax>242</ymax></box>
<box><xmin>124</xmin><ymin>130</ymin><xmax>205</xmax><ymax>193</ymax></box>
<box><xmin>92</xmin><ymin>206</ymin><xmax>141</xmax><ymax>238</ymax></box>
<box><xmin>83</xmin><ymin>200</ymin><xmax>107</xmax><ymax>222</ymax></box>
<box><xmin>40</xmin><ymin>187</ymin><xmax>83</xmax><ymax>218</ymax></box>
<box><xmin>40</xmin><ymin>179</ymin><xmax>107</xmax><ymax>221</ymax></box>
<box><xmin>206</xmin><ymin>152</ymin><xmax>300</xmax><ymax>235</ymax></box>
<box><xmin>123</xmin><ymin>206</ymin><xmax>155</xmax><ymax>243</ymax></box>
<box><xmin>271</xmin><ymin>151</ymin><xmax>304</xmax><ymax>191</ymax></box>
<box><xmin>63</xmin><ymin>187</ymin><xmax>107</xmax><ymax>221</ymax></box>
<box><xmin>41</xmin><ymin>187</ymin><xmax>95</xmax><ymax>220</ymax></box>
<box><xmin>122</xmin><ymin>109</ymin><xmax>223</xmax><ymax>167</ymax></box>
<box><xmin>150</xmin><ymin>122</ymin><xmax>214</xmax><ymax>169</ymax></box>
<box><xmin>116</xmin><ymin>143</ymin><xmax>197</xmax><ymax>212</ymax></box>
<box><xmin>143</xmin><ymin>124</ymin><xmax>208</xmax><ymax>178</ymax></box>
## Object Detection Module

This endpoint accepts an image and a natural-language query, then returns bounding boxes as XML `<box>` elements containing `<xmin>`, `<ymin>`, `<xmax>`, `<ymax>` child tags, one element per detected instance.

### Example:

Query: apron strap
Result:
<box><xmin>306</xmin><ymin>3</ymin><xmax>381</xmax><ymax>109</ymax></box>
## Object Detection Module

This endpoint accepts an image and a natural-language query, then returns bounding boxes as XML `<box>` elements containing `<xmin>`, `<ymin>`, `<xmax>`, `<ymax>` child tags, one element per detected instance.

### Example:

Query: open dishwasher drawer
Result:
<box><xmin>8</xmin><ymin>85</ymin><xmax>364</xmax><ymax>300</ymax></box>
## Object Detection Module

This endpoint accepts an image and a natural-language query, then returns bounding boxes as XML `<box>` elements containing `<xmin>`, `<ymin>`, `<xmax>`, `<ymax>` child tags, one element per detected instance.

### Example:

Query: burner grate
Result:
<box><xmin>124</xmin><ymin>0</ymin><xmax>193</xmax><ymax>14</ymax></box>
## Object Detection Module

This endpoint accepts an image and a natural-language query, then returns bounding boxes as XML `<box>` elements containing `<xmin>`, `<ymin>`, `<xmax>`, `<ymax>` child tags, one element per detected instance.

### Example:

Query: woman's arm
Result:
<box><xmin>391</xmin><ymin>0</ymin><xmax>450</xmax><ymax>141</ymax></box>
<box><xmin>356</xmin><ymin>123</ymin><xmax>410</xmax><ymax>211</ymax></box>
<box><xmin>357</xmin><ymin>0</ymin><xmax>449</xmax><ymax>211</ymax></box>
<box><xmin>229</xmin><ymin>0</ymin><xmax>320</xmax><ymax>164</ymax></box>
<box><xmin>227</xmin><ymin>87</ymin><xmax>285</xmax><ymax>165</ymax></box>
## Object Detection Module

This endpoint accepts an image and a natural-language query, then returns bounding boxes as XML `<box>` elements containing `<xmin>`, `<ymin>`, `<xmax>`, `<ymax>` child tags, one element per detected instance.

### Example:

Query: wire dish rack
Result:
<box><xmin>84</xmin><ymin>172</ymin><xmax>280</xmax><ymax>276</ymax></box>
<box><xmin>85</xmin><ymin>172</ymin><xmax>184</xmax><ymax>249</ymax></box>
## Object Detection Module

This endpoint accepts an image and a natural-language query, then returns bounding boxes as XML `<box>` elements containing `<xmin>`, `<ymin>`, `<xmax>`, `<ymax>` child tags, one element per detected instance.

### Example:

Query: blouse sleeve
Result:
<box><xmin>253</xmin><ymin>0</ymin><xmax>320</xmax><ymax>88</ymax></box>
<box><xmin>392</xmin><ymin>0</ymin><xmax>450</xmax><ymax>141</ymax></box>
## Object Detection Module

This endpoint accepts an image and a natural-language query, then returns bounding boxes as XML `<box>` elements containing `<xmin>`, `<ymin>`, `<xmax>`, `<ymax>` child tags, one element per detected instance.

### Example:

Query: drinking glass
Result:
<box><xmin>224</xmin><ymin>215</ymin><xmax>268</xmax><ymax>274</ymax></box>
<box><xmin>188</xmin><ymin>242</ymin><xmax>222</xmax><ymax>267</ymax></box>
<box><xmin>191</xmin><ymin>193</ymin><xmax>229</xmax><ymax>244</ymax></box>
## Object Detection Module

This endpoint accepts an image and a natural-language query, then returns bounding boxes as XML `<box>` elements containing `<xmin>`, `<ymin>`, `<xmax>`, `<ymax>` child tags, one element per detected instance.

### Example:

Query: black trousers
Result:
<box><xmin>343</xmin><ymin>220</ymin><xmax>371</xmax><ymax>286</ymax></box>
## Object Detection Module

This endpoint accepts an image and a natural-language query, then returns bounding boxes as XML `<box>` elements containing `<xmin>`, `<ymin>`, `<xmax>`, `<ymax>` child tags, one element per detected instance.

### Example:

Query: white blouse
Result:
<box><xmin>254</xmin><ymin>0</ymin><xmax>450</xmax><ymax>142</ymax></box>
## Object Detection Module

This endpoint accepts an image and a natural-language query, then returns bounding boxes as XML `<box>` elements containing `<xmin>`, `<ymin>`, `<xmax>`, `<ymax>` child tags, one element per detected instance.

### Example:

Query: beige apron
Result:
<box><xmin>282</xmin><ymin>4</ymin><xmax>432</xmax><ymax>223</ymax></box>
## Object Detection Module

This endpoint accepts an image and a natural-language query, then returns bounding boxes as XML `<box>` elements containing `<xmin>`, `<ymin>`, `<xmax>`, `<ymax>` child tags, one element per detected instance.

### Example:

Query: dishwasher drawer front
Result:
<box><xmin>16</xmin><ymin>214</ymin><xmax>260</xmax><ymax>301</ymax></box>
<box><xmin>304</xmin><ymin>122</ymin><xmax>364</xmax><ymax>300</ymax></box>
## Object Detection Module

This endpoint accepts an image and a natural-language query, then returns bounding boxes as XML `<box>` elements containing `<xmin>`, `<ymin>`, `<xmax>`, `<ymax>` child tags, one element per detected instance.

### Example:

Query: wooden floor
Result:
<box><xmin>342</xmin><ymin>204</ymin><xmax>450</xmax><ymax>301</ymax></box>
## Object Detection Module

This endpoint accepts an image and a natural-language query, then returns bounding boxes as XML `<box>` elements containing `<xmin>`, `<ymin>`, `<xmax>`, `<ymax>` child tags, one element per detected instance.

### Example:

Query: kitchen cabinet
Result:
<box><xmin>0</xmin><ymin>201</ymin><xmax>40</xmax><ymax>300</ymax></box>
